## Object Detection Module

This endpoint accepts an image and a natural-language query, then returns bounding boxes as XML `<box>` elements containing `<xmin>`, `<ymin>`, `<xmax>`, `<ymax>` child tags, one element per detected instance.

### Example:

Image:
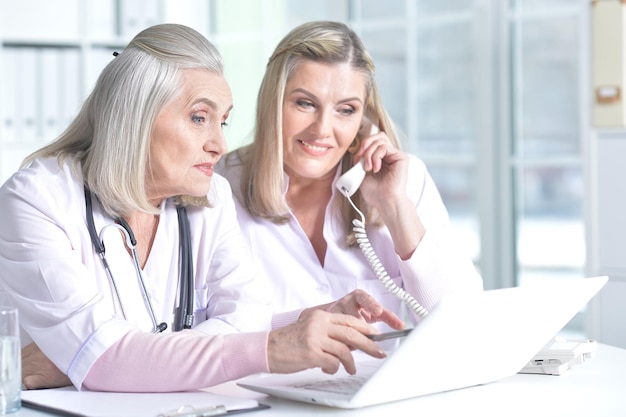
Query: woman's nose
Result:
<box><xmin>310</xmin><ymin>112</ymin><xmax>332</xmax><ymax>138</ymax></box>
<box><xmin>204</xmin><ymin>125</ymin><xmax>228</xmax><ymax>156</ymax></box>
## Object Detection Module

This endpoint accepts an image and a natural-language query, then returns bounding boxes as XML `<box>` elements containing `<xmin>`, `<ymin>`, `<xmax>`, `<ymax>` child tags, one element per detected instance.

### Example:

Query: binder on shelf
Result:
<box><xmin>16</xmin><ymin>48</ymin><xmax>38</xmax><ymax>142</ymax></box>
<box><xmin>120</xmin><ymin>0</ymin><xmax>161</xmax><ymax>38</ymax></box>
<box><xmin>59</xmin><ymin>48</ymin><xmax>83</xmax><ymax>129</ymax></box>
<box><xmin>141</xmin><ymin>0</ymin><xmax>161</xmax><ymax>32</ymax></box>
<box><xmin>119</xmin><ymin>0</ymin><xmax>144</xmax><ymax>37</ymax></box>
<box><xmin>0</xmin><ymin>0</ymin><xmax>80</xmax><ymax>40</ymax></box>
<box><xmin>40</xmin><ymin>48</ymin><xmax>63</xmax><ymax>142</ymax></box>
<box><xmin>1</xmin><ymin>47</ymin><xmax>19</xmax><ymax>142</ymax></box>
<box><xmin>86</xmin><ymin>47</ymin><xmax>117</xmax><ymax>93</ymax></box>
<box><xmin>86</xmin><ymin>0</ymin><xmax>116</xmax><ymax>39</ymax></box>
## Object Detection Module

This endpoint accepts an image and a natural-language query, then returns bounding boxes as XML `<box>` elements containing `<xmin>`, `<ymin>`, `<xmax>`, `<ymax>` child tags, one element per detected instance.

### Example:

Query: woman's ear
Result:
<box><xmin>347</xmin><ymin>136</ymin><xmax>361</xmax><ymax>154</ymax></box>
<box><xmin>349</xmin><ymin>117</ymin><xmax>377</xmax><ymax>154</ymax></box>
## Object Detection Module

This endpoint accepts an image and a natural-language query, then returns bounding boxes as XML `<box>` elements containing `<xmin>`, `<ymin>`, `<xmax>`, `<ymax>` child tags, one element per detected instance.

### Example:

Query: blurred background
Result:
<box><xmin>1</xmin><ymin>0</ymin><xmax>624</xmax><ymax>345</ymax></box>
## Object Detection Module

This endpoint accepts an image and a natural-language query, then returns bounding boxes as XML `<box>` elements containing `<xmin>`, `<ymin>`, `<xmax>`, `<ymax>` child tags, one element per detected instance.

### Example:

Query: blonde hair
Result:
<box><xmin>23</xmin><ymin>23</ymin><xmax>224</xmax><ymax>217</ymax></box>
<box><xmin>235</xmin><ymin>20</ymin><xmax>401</xmax><ymax>244</ymax></box>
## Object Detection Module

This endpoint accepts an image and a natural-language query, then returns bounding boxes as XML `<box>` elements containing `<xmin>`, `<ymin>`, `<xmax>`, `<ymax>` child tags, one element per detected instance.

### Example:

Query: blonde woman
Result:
<box><xmin>217</xmin><ymin>21</ymin><xmax>483</xmax><ymax>331</ymax></box>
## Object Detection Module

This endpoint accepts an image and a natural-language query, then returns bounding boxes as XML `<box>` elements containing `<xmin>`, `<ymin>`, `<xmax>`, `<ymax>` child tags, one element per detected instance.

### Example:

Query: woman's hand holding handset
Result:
<box><xmin>352</xmin><ymin>121</ymin><xmax>426</xmax><ymax>261</ymax></box>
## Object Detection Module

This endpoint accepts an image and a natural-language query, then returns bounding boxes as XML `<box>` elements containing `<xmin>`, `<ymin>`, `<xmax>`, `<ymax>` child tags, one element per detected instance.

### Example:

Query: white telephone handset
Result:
<box><xmin>335</xmin><ymin>122</ymin><xmax>429</xmax><ymax>319</ymax></box>
<box><xmin>336</xmin><ymin>159</ymin><xmax>366</xmax><ymax>198</ymax></box>
<box><xmin>336</xmin><ymin>122</ymin><xmax>377</xmax><ymax>197</ymax></box>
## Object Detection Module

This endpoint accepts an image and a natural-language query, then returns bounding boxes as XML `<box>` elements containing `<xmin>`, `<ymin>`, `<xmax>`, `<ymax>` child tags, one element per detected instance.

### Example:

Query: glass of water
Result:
<box><xmin>0</xmin><ymin>307</ymin><xmax>20</xmax><ymax>414</ymax></box>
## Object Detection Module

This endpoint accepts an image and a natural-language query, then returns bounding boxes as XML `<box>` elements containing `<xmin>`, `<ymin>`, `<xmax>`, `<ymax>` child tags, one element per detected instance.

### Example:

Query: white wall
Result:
<box><xmin>588</xmin><ymin>132</ymin><xmax>626</xmax><ymax>348</ymax></box>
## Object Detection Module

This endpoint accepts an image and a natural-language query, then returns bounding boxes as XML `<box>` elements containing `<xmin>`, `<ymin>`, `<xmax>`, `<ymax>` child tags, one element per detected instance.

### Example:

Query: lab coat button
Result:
<box><xmin>317</xmin><ymin>285</ymin><xmax>329</xmax><ymax>294</ymax></box>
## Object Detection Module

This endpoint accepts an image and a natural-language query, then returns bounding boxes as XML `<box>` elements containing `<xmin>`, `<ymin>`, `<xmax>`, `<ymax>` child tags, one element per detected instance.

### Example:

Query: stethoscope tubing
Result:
<box><xmin>84</xmin><ymin>187</ymin><xmax>193</xmax><ymax>333</ymax></box>
<box><xmin>174</xmin><ymin>205</ymin><xmax>194</xmax><ymax>331</ymax></box>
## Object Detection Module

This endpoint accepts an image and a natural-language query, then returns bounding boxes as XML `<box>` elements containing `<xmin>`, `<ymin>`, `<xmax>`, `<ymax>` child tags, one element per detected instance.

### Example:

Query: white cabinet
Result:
<box><xmin>588</xmin><ymin>1</ymin><xmax>626</xmax><ymax>348</ymax></box>
<box><xmin>0</xmin><ymin>0</ymin><xmax>293</xmax><ymax>185</ymax></box>
<box><xmin>0</xmin><ymin>0</ymin><xmax>150</xmax><ymax>183</ymax></box>
<box><xmin>588</xmin><ymin>132</ymin><xmax>626</xmax><ymax>348</ymax></box>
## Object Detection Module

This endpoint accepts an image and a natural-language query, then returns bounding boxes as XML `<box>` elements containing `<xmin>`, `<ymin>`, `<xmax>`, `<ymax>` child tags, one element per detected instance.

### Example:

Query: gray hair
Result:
<box><xmin>24</xmin><ymin>23</ymin><xmax>224</xmax><ymax>217</ymax></box>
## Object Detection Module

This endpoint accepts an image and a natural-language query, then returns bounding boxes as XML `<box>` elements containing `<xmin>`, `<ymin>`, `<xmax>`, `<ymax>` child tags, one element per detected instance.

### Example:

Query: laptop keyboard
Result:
<box><xmin>295</xmin><ymin>376</ymin><xmax>367</xmax><ymax>395</ymax></box>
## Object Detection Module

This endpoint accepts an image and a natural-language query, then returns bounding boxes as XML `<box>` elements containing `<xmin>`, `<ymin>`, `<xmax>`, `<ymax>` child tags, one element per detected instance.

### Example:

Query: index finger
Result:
<box><xmin>354</xmin><ymin>291</ymin><xmax>405</xmax><ymax>330</ymax></box>
<box><xmin>372</xmin><ymin>309</ymin><xmax>405</xmax><ymax>330</ymax></box>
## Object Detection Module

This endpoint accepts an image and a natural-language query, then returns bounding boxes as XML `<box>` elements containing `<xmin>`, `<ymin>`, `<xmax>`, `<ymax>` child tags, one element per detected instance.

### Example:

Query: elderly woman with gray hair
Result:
<box><xmin>0</xmin><ymin>23</ymin><xmax>390</xmax><ymax>393</ymax></box>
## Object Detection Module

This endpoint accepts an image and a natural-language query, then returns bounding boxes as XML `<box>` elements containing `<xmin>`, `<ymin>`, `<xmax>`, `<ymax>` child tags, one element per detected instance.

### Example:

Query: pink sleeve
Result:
<box><xmin>271</xmin><ymin>308</ymin><xmax>304</xmax><ymax>329</ymax></box>
<box><xmin>82</xmin><ymin>329</ymin><xmax>270</xmax><ymax>392</ymax></box>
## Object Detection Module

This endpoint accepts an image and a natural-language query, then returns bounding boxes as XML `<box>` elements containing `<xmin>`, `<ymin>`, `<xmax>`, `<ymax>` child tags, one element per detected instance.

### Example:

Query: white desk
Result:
<box><xmin>16</xmin><ymin>343</ymin><xmax>626</xmax><ymax>417</ymax></box>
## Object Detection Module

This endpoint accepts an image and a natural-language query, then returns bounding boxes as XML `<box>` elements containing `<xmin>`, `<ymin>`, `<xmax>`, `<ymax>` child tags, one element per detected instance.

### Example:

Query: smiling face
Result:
<box><xmin>147</xmin><ymin>68</ymin><xmax>233</xmax><ymax>204</ymax></box>
<box><xmin>282</xmin><ymin>60</ymin><xmax>368</xmax><ymax>184</ymax></box>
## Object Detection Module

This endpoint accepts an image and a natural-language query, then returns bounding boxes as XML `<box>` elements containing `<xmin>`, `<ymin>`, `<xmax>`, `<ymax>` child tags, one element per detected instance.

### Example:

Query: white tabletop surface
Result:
<box><xmin>15</xmin><ymin>343</ymin><xmax>626</xmax><ymax>417</ymax></box>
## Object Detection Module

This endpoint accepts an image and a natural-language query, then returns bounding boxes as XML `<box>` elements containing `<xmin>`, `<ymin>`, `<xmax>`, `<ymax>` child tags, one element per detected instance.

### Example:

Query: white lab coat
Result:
<box><xmin>217</xmin><ymin>153</ymin><xmax>483</xmax><ymax>329</ymax></box>
<box><xmin>0</xmin><ymin>157</ymin><xmax>271</xmax><ymax>387</ymax></box>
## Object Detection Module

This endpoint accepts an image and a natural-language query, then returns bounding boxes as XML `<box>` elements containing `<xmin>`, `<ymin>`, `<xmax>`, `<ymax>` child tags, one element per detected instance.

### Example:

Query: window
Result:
<box><xmin>0</xmin><ymin>0</ymin><xmax>589</xmax><ymax>334</ymax></box>
<box><xmin>348</xmin><ymin>0</ymin><xmax>588</xmax><ymax>333</ymax></box>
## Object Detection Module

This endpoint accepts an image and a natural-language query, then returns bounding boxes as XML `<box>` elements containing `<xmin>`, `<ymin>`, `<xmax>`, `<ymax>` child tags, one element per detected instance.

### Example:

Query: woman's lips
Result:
<box><xmin>298</xmin><ymin>140</ymin><xmax>332</xmax><ymax>156</ymax></box>
<box><xmin>194</xmin><ymin>163</ymin><xmax>214</xmax><ymax>176</ymax></box>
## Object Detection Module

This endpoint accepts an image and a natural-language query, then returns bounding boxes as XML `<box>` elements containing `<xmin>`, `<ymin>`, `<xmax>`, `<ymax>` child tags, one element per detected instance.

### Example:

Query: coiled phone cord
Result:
<box><xmin>347</xmin><ymin>196</ymin><xmax>429</xmax><ymax>319</ymax></box>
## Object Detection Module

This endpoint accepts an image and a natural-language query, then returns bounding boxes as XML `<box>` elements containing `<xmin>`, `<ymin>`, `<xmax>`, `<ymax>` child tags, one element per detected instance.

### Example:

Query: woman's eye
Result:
<box><xmin>296</xmin><ymin>99</ymin><xmax>314</xmax><ymax>109</ymax></box>
<box><xmin>191</xmin><ymin>114</ymin><xmax>206</xmax><ymax>124</ymax></box>
<box><xmin>339</xmin><ymin>108</ymin><xmax>355</xmax><ymax>116</ymax></box>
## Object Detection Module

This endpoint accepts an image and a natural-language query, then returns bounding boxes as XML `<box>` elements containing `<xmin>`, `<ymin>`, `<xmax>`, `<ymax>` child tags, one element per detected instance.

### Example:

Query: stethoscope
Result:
<box><xmin>84</xmin><ymin>187</ymin><xmax>194</xmax><ymax>333</ymax></box>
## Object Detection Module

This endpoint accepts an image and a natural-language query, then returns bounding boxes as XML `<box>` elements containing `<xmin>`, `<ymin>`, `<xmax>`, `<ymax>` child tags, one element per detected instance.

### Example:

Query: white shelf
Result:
<box><xmin>0</xmin><ymin>0</ymin><xmax>165</xmax><ymax>183</ymax></box>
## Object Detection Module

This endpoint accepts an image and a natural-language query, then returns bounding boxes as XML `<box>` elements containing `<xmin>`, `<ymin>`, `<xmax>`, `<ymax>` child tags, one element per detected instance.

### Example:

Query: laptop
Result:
<box><xmin>238</xmin><ymin>276</ymin><xmax>608</xmax><ymax>409</ymax></box>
